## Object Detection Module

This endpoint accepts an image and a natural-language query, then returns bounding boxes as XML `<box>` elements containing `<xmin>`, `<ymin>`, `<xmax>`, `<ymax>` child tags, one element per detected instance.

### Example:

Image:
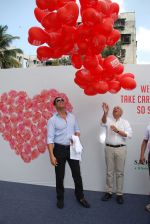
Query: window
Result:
<box><xmin>121</xmin><ymin>34</ymin><xmax>131</xmax><ymax>44</ymax></box>
<box><xmin>19</xmin><ymin>56</ymin><xmax>22</xmax><ymax>62</ymax></box>
<box><xmin>114</xmin><ymin>19</ymin><xmax>126</xmax><ymax>30</ymax></box>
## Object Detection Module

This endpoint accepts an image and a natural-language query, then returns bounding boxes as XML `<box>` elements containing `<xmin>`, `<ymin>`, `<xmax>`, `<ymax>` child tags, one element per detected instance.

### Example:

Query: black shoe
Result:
<box><xmin>116</xmin><ymin>195</ymin><xmax>124</xmax><ymax>204</ymax></box>
<box><xmin>78</xmin><ymin>198</ymin><xmax>90</xmax><ymax>208</ymax></box>
<box><xmin>101</xmin><ymin>193</ymin><xmax>112</xmax><ymax>201</ymax></box>
<box><xmin>57</xmin><ymin>200</ymin><xmax>64</xmax><ymax>209</ymax></box>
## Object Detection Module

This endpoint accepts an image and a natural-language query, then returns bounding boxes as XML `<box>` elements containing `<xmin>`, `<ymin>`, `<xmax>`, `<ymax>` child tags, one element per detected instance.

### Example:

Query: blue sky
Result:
<box><xmin>1</xmin><ymin>0</ymin><xmax>150</xmax><ymax>64</ymax></box>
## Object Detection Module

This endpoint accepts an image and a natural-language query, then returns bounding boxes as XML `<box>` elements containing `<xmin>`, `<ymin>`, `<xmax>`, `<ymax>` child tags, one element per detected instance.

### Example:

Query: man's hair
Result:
<box><xmin>53</xmin><ymin>97</ymin><xmax>61</xmax><ymax>106</ymax></box>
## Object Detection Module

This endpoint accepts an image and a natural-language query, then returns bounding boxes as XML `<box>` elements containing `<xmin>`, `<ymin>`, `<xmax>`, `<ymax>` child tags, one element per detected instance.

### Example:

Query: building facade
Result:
<box><xmin>114</xmin><ymin>12</ymin><xmax>137</xmax><ymax>64</ymax></box>
<box><xmin>16</xmin><ymin>54</ymin><xmax>43</xmax><ymax>68</ymax></box>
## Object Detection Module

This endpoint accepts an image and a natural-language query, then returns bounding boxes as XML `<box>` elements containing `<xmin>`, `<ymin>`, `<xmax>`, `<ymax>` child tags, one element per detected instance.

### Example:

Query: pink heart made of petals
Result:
<box><xmin>0</xmin><ymin>89</ymin><xmax>73</xmax><ymax>163</ymax></box>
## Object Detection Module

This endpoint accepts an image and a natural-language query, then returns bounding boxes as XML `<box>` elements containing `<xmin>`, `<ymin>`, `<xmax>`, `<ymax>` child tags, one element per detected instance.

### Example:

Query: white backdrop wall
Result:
<box><xmin>0</xmin><ymin>65</ymin><xmax>150</xmax><ymax>195</ymax></box>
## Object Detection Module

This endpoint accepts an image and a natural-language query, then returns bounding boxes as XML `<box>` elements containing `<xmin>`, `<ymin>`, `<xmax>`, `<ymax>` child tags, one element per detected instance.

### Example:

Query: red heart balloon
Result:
<box><xmin>57</xmin><ymin>2</ymin><xmax>79</xmax><ymax>26</ymax></box>
<box><xmin>34</xmin><ymin>7</ymin><xmax>49</xmax><ymax>23</ymax></box>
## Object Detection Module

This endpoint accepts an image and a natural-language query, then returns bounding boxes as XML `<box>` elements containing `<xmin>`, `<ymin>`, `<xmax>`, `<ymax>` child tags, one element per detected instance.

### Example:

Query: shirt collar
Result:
<box><xmin>55</xmin><ymin>111</ymin><xmax>69</xmax><ymax>116</ymax></box>
<box><xmin>112</xmin><ymin>117</ymin><xmax>122</xmax><ymax>122</ymax></box>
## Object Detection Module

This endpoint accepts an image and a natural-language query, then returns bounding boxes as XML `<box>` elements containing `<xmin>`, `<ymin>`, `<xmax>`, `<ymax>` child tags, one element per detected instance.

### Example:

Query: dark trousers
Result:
<box><xmin>53</xmin><ymin>143</ymin><xmax>84</xmax><ymax>201</ymax></box>
<box><xmin>148</xmin><ymin>152</ymin><xmax>150</xmax><ymax>176</ymax></box>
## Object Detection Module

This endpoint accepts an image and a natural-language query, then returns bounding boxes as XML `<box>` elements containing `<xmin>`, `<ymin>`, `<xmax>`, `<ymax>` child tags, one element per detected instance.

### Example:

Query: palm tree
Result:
<box><xmin>0</xmin><ymin>25</ymin><xmax>23</xmax><ymax>69</ymax></box>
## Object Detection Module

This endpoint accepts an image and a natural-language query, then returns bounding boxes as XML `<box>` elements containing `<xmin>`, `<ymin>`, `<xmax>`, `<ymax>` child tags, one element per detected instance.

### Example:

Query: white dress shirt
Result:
<box><xmin>144</xmin><ymin>124</ymin><xmax>150</xmax><ymax>151</ymax></box>
<box><xmin>101</xmin><ymin>117</ymin><xmax>132</xmax><ymax>145</ymax></box>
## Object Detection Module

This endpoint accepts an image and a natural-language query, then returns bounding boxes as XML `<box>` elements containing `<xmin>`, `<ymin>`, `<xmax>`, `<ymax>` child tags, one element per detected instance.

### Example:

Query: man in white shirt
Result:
<box><xmin>101</xmin><ymin>102</ymin><xmax>132</xmax><ymax>204</ymax></box>
<box><xmin>139</xmin><ymin>124</ymin><xmax>150</xmax><ymax>212</ymax></box>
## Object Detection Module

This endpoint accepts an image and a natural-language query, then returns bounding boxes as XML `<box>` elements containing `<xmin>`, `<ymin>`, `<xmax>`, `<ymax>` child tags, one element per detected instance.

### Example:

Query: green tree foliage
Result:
<box><xmin>0</xmin><ymin>25</ymin><xmax>23</xmax><ymax>69</ymax></box>
<box><xmin>102</xmin><ymin>41</ymin><xmax>123</xmax><ymax>62</ymax></box>
<box><xmin>59</xmin><ymin>56</ymin><xmax>71</xmax><ymax>65</ymax></box>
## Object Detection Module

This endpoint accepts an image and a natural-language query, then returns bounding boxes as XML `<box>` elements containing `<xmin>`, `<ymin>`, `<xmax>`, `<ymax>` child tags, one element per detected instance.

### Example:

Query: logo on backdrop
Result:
<box><xmin>120</xmin><ymin>84</ymin><xmax>150</xmax><ymax>115</ymax></box>
<box><xmin>134</xmin><ymin>159</ymin><xmax>149</xmax><ymax>171</ymax></box>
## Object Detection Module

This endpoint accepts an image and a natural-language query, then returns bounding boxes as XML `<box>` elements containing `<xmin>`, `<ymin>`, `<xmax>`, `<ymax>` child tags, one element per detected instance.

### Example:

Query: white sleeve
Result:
<box><xmin>144</xmin><ymin>126</ymin><xmax>149</xmax><ymax>140</ymax></box>
<box><xmin>124</xmin><ymin>120</ymin><xmax>132</xmax><ymax>139</ymax></box>
<box><xmin>47</xmin><ymin>118</ymin><xmax>55</xmax><ymax>144</ymax></box>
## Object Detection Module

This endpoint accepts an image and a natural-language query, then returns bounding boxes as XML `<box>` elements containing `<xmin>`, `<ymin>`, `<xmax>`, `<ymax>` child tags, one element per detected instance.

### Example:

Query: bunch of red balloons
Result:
<box><xmin>28</xmin><ymin>0</ymin><xmax>136</xmax><ymax>96</ymax></box>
